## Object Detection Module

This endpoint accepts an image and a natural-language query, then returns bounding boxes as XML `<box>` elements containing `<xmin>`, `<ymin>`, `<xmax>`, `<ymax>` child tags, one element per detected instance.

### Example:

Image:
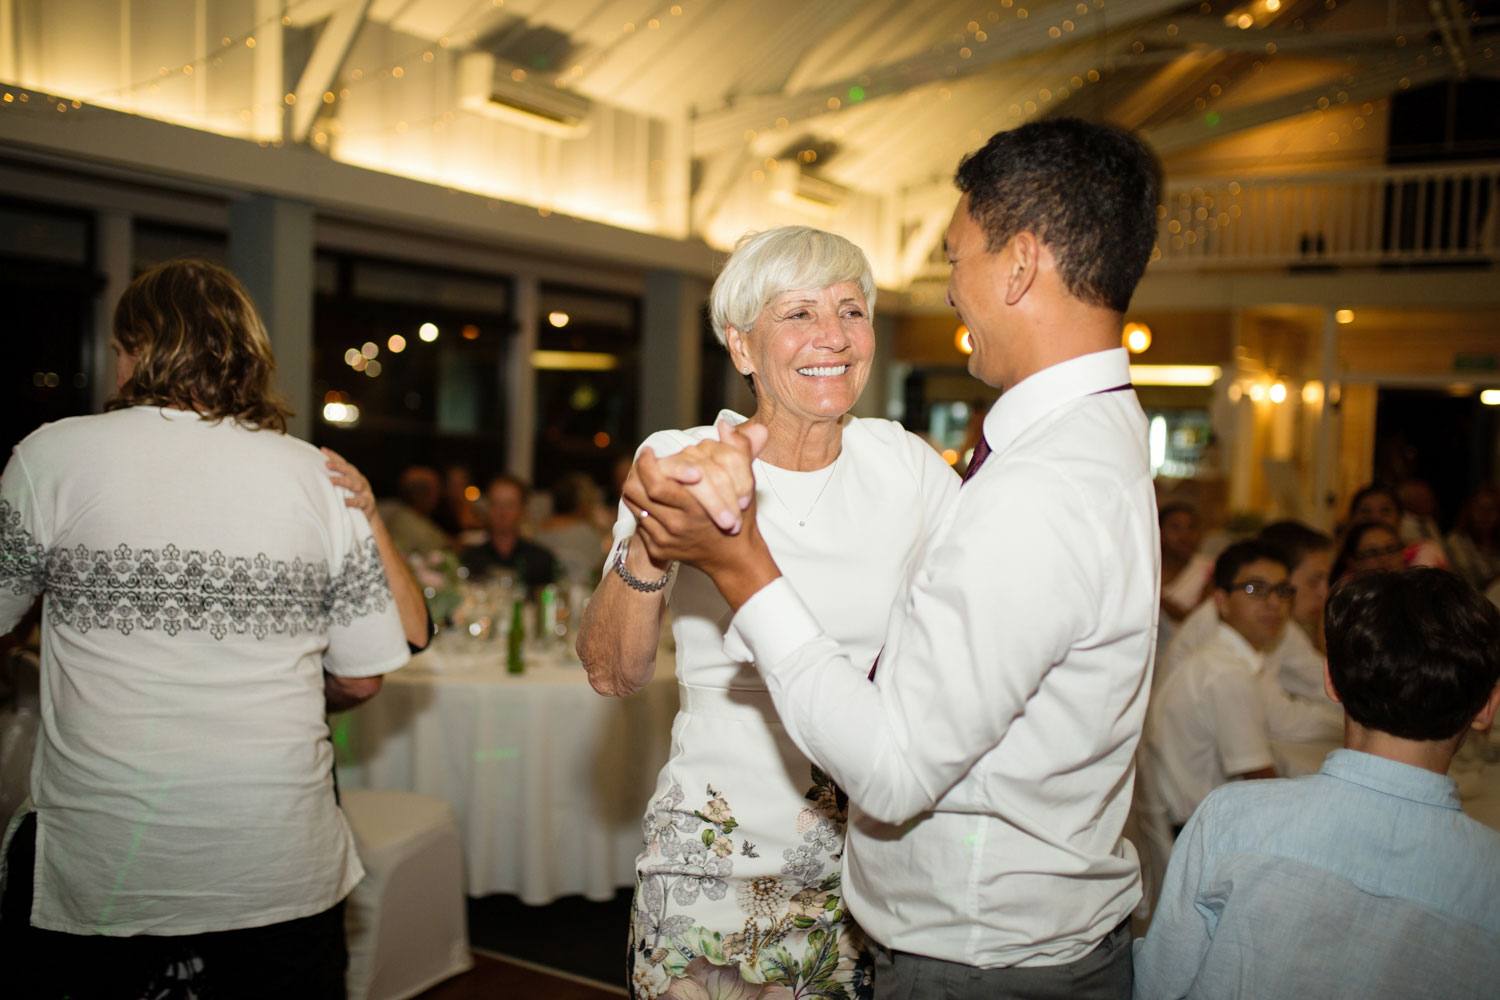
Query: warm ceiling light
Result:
<box><xmin>419</xmin><ymin>322</ymin><xmax>439</xmax><ymax>342</ymax></box>
<box><xmin>1302</xmin><ymin>381</ymin><xmax>1323</xmax><ymax>405</ymax></box>
<box><xmin>1249</xmin><ymin>383</ymin><xmax>1267</xmax><ymax>402</ymax></box>
<box><xmin>941</xmin><ymin>449</ymin><xmax>959</xmax><ymax>465</ymax></box>
<box><xmin>955</xmin><ymin>324</ymin><xmax>973</xmax><ymax>355</ymax></box>
<box><xmin>1269</xmin><ymin>381</ymin><xmax>1287</xmax><ymax>403</ymax></box>
<box><xmin>462</xmin><ymin>324</ymin><xmax>480</xmax><ymax>340</ymax></box>
<box><xmin>1335</xmin><ymin>309</ymin><xmax>1354</xmax><ymax>324</ymax></box>
<box><xmin>1265</xmin><ymin>0</ymin><xmax>1280</xmax><ymax>10</ymax></box>
<box><xmin>549</xmin><ymin>311</ymin><xmax>570</xmax><ymax>328</ymax></box>
<box><xmin>361</xmin><ymin>341</ymin><xmax>378</xmax><ymax>359</ymax></box>
<box><xmin>1228</xmin><ymin>382</ymin><xmax>1243</xmax><ymax>403</ymax></box>
<box><xmin>322</xmin><ymin>401</ymin><xmax>359</xmax><ymax>425</ymax></box>
<box><xmin>593</xmin><ymin>431</ymin><xmax>611</xmax><ymax>448</ymax></box>
<box><xmin>387</xmin><ymin>334</ymin><xmax>406</xmax><ymax>353</ymax></box>
<box><xmin>1128</xmin><ymin>364</ymin><xmax>1222</xmax><ymax>386</ymax></box>
<box><xmin>1123</xmin><ymin>321</ymin><xmax>1152</xmax><ymax>354</ymax></box>
<box><xmin>1482</xmin><ymin>389</ymin><xmax>1500</xmax><ymax>406</ymax></box>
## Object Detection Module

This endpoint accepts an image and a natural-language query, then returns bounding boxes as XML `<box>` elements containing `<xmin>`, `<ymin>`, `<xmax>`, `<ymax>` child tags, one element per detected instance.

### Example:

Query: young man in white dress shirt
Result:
<box><xmin>624</xmin><ymin>119</ymin><xmax>1163</xmax><ymax>999</ymax></box>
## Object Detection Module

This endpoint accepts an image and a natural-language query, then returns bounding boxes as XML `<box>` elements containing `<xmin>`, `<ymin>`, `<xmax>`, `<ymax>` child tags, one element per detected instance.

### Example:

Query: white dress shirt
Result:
<box><xmin>727</xmin><ymin>348</ymin><xmax>1159</xmax><ymax>969</ymax></box>
<box><xmin>1144</xmin><ymin>619</ymin><xmax>1339</xmax><ymax>828</ymax></box>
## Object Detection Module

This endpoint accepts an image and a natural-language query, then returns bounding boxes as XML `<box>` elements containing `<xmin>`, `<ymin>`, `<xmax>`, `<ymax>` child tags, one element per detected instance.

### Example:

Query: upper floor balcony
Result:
<box><xmin>1152</xmin><ymin>160</ymin><xmax>1500</xmax><ymax>272</ymax></box>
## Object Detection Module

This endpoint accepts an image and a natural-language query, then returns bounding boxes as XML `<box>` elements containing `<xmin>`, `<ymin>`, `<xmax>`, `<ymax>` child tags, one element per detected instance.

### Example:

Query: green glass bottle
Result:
<box><xmin>506</xmin><ymin>598</ymin><xmax>525</xmax><ymax>674</ymax></box>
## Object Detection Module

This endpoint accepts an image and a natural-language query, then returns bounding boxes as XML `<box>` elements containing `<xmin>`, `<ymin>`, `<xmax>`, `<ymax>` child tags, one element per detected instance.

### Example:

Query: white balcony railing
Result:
<box><xmin>1152</xmin><ymin>160</ymin><xmax>1500</xmax><ymax>270</ymax></box>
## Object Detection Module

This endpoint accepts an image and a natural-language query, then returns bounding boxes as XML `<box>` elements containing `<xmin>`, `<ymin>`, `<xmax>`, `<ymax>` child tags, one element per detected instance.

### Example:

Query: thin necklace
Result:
<box><xmin>760</xmin><ymin>456</ymin><xmax>840</xmax><ymax>527</ymax></box>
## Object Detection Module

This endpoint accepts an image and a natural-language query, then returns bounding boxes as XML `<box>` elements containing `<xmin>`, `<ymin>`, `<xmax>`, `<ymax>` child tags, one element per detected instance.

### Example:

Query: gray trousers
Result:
<box><xmin>872</xmin><ymin>920</ymin><xmax>1132</xmax><ymax>1000</ymax></box>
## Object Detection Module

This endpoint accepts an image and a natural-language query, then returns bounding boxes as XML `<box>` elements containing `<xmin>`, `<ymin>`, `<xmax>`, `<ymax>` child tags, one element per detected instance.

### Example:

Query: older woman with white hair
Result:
<box><xmin>578</xmin><ymin>227</ymin><xmax>957</xmax><ymax>999</ymax></box>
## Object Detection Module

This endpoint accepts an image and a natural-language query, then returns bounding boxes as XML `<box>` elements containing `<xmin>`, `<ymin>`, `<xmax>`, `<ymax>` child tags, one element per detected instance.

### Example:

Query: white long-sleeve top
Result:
<box><xmin>726</xmin><ymin>348</ymin><xmax>1159</xmax><ymax>969</ymax></box>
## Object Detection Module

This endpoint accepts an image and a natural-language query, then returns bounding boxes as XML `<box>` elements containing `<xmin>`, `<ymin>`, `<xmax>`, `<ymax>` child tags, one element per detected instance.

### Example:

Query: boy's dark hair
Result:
<box><xmin>955</xmin><ymin>118</ymin><xmax>1161</xmax><ymax>313</ymax></box>
<box><xmin>1212</xmin><ymin>539</ymin><xmax>1288</xmax><ymax>593</ymax></box>
<box><xmin>1325</xmin><ymin>569</ymin><xmax>1500</xmax><ymax>741</ymax></box>
<box><xmin>1258</xmin><ymin>520</ymin><xmax>1333</xmax><ymax>571</ymax></box>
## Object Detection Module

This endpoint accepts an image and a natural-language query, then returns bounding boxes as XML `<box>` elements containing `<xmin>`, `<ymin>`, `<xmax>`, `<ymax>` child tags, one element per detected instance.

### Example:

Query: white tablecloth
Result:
<box><xmin>334</xmin><ymin>636</ymin><xmax>678</xmax><ymax>904</ymax></box>
<box><xmin>1272</xmin><ymin>737</ymin><xmax>1500</xmax><ymax>831</ymax></box>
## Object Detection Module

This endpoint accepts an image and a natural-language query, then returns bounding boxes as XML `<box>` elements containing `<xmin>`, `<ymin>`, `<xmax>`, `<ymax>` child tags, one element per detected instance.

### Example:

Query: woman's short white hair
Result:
<box><xmin>709</xmin><ymin>227</ymin><xmax>876</xmax><ymax>347</ymax></box>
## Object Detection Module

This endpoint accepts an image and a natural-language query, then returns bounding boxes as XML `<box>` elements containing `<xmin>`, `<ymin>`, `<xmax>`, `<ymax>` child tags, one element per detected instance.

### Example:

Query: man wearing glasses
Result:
<box><xmin>1143</xmin><ymin>540</ymin><xmax>1337</xmax><ymax>835</ymax></box>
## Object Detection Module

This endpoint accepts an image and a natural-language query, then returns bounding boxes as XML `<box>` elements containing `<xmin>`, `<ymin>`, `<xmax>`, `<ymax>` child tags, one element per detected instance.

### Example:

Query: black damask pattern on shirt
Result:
<box><xmin>1</xmin><ymin>498</ymin><xmax>46</xmax><ymax>595</ymax></box>
<box><xmin>37</xmin><ymin>533</ymin><xmax>390</xmax><ymax>640</ymax></box>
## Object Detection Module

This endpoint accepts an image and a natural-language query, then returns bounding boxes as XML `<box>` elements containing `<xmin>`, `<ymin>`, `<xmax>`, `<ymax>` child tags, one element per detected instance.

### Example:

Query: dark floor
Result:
<box><xmin>418</xmin><ymin>951</ymin><xmax>624</xmax><ymax>1000</ymax></box>
<box><xmin>463</xmin><ymin>888</ymin><xmax>634</xmax><ymax>988</ymax></box>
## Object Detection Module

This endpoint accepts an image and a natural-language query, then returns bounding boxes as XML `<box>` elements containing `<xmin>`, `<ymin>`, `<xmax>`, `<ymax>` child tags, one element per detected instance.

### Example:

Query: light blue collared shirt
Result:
<box><xmin>1134</xmin><ymin>749</ymin><xmax>1500</xmax><ymax>999</ymax></box>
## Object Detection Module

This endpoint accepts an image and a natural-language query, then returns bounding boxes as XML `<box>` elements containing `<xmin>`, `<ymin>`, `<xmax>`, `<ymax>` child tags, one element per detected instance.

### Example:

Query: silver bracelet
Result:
<box><xmin>613</xmin><ymin>538</ymin><xmax>675</xmax><ymax>593</ymax></box>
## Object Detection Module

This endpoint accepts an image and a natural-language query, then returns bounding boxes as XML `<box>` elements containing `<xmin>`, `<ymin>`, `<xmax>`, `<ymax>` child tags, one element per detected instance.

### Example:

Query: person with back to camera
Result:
<box><xmin>1134</xmin><ymin>568</ymin><xmax>1500</xmax><ymax>998</ymax></box>
<box><xmin>0</xmin><ymin>259</ymin><xmax>420</xmax><ymax>999</ymax></box>
<box><xmin>576</xmin><ymin>225</ymin><xmax>958</xmax><ymax>999</ymax></box>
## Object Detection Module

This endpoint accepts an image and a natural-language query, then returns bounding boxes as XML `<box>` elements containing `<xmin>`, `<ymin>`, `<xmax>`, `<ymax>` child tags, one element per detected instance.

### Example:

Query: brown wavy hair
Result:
<box><xmin>104</xmin><ymin>258</ymin><xmax>293</xmax><ymax>432</ymax></box>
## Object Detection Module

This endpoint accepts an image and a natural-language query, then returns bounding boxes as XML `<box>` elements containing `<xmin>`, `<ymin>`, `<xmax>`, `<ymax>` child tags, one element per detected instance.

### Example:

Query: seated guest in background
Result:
<box><xmin>1257</xmin><ymin>521</ymin><xmax>1337</xmax><ymax>708</ymax></box>
<box><xmin>1134</xmin><ymin>568</ymin><xmax>1500</xmax><ymax>999</ymax></box>
<box><xmin>532</xmin><ymin>471</ymin><xmax>610</xmax><ymax>583</ymax></box>
<box><xmin>438</xmin><ymin>463</ymin><xmax>489</xmax><ymax>545</ymax></box>
<box><xmin>462</xmin><ymin>473</ymin><xmax>560</xmax><ymax>590</ymax></box>
<box><xmin>1396</xmin><ymin>477</ymin><xmax>1445</xmax><ymax>547</ymax></box>
<box><xmin>1143</xmin><ymin>541</ymin><xmax>1338</xmax><ymax>833</ymax></box>
<box><xmin>1447</xmin><ymin>484</ymin><xmax>1500</xmax><ymax>591</ymax></box>
<box><xmin>1348</xmin><ymin>482</ymin><xmax>1447</xmax><ymax>568</ymax></box>
<box><xmin>1157</xmin><ymin>502</ymin><xmax>1213</xmax><ymax>673</ymax></box>
<box><xmin>377</xmin><ymin>464</ymin><xmax>451</xmax><ymax>557</ymax></box>
<box><xmin>0</xmin><ymin>259</ymin><xmax>413</xmax><ymax>999</ymax></box>
<box><xmin>1330</xmin><ymin>519</ymin><xmax>1407</xmax><ymax>582</ymax></box>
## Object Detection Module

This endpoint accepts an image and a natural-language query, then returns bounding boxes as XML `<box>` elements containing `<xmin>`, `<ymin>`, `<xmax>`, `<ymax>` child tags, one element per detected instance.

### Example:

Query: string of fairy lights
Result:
<box><xmin>2</xmin><ymin>0</ymin><xmax>1495</xmax><ymax>250</ymax></box>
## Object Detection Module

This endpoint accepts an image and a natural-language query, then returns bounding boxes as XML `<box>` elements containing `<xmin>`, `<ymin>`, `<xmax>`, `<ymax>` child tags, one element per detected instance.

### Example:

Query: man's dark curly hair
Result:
<box><xmin>954</xmin><ymin>118</ymin><xmax>1161</xmax><ymax>313</ymax></box>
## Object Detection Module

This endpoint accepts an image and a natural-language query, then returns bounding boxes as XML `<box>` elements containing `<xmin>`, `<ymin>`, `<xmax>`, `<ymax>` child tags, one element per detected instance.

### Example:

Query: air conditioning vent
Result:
<box><xmin>458</xmin><ymin>52</ymin><xmax>592</xmax><ymax>137</ymax></box>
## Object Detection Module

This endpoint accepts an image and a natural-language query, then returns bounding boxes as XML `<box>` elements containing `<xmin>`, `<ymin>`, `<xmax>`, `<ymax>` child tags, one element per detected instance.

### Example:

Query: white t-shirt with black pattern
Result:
<box><xmin>0</xmin><ymin>406</ymin><xmax>408</xmax><ymax>936</ymax></box>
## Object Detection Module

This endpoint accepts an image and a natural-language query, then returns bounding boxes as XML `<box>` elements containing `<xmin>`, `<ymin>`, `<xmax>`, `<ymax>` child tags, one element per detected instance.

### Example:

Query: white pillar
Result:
<box><xmin>227</xmin><ymin>194</ymin><xmax>314</xmax><ymax>439</ymax></box>
<box><xmin>92</xmin><ymin>210</ymin><xmax>132</xmax><ymax>412</ymax></box>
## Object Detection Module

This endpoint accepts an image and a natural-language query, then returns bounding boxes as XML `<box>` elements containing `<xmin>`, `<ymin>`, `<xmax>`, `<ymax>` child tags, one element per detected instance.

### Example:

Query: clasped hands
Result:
<box><xmin>621</xmin><ymin>420</ymin><xmax>770</xmax><ymax>579</ymax></box>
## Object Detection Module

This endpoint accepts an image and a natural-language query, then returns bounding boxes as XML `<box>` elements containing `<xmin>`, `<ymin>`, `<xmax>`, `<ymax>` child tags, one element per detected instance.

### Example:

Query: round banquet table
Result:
<box><xmin>1272</xmin><ymin>735</ymin><xmax>1500</xmax><ymax>831</ymax></box>
<box><xmin>332</xmin><ymin>635</ymin><xmax>678</xmax><ymax>904</ymax></box>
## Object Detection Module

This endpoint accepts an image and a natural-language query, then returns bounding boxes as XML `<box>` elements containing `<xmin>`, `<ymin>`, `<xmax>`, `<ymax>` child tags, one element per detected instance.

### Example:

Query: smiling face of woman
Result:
<box><xmin>726</xmin><ymin>281</ymin><xmax>874</xmax><ymax>432</ymax></box>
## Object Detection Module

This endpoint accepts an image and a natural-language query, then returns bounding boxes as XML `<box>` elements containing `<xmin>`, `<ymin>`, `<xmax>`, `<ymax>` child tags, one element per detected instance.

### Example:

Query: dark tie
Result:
<box><xmin>961</xmin><ymin>434</ymin><xmax>992</xmax><ymax>486</ymax></box>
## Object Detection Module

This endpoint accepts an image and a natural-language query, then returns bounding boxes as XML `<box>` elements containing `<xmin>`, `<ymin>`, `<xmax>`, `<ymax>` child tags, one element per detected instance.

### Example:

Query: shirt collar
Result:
<box><xmin>1320</xmin><ymin>748</ymin><xmax>1462</xmax><ymax>811</ymax></box>
<box><xmin>1212</xmin><ymin>619</ymin><xmax>1267</xmax><ymax>674</ymax></box>
<box><xmin>981</xmin><ymin>348</ymin><xmax>1132</xmax><ymax>457</ymax></box>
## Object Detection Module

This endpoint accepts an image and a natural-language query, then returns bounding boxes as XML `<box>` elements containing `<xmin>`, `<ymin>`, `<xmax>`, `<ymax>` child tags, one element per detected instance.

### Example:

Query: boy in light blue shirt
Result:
<box><xmin>1134</xmin><ymin>567</ymin><xmax>1500</xmax><ymax>999</ymax></box>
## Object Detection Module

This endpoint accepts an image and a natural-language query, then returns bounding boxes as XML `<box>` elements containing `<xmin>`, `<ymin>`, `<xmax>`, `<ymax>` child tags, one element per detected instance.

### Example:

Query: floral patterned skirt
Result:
<box><xmin>628</xmin><ymin>694</ymin><xmax>873</xmax><ymax>1000</ymax></box>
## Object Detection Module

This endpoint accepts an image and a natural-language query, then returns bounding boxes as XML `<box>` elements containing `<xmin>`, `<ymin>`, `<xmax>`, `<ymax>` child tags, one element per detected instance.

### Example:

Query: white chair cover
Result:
<box><xmin>342</xmin><ymin>787</ymin><xmax>472</xmax><ymax>1000</ymax></box>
